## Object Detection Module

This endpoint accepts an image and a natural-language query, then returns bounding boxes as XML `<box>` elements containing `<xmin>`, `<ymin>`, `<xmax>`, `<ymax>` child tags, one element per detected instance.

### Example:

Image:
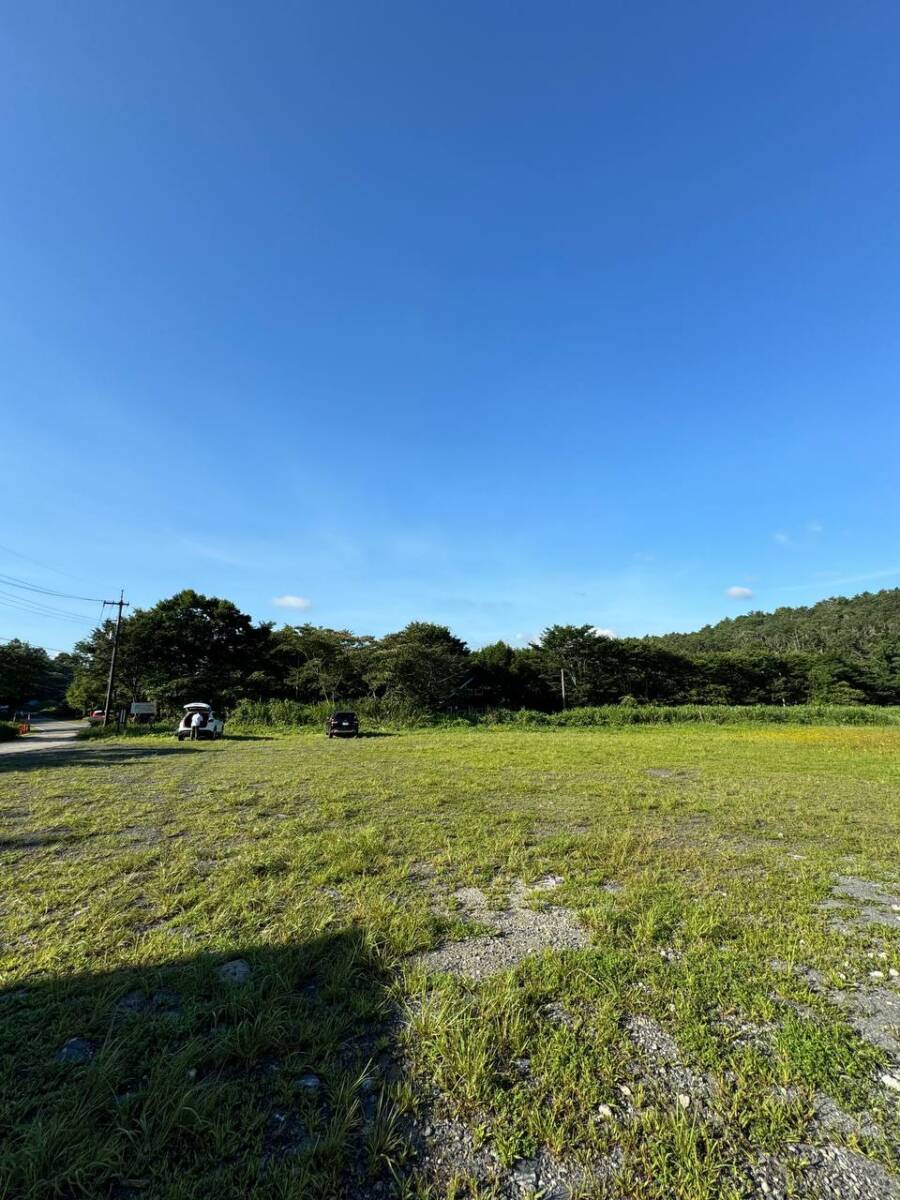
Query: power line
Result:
<box><xmin>0</xmin><ymin>540</ymin><xmax>94</xmax><ymax>584</ymax></box>
<box><xmin>0</xmin><ymin>635</ymin><xmax>72</xmax><ymax>654</ymax></box>
<box><xmin>0</xmin><ymin>587</ymin><xmax>98</xmax><ymax>620</ymax></box>
<box><xmin>0</xmin><ymin>571</ymin><xmax>105</xmax><ymax>605</ymax></box>
<box><xmin>0</xmin><ymin>593</ymin><xmax>99</xmax><ymax>626</ymax></box>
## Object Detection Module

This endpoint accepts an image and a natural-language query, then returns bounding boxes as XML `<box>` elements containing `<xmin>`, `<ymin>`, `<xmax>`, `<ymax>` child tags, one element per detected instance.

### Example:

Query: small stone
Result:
<box><xmin>216</xmin><ymin>959</ymin><xmax>251</xmax><ymax>985</ymax></box>
<box><xmin>881</xmin><ymin>1072</ymin><xmax>900</xmax><ymax>1092</ymax></box>
<box><xmin>56</xmin><ymin>1036</ymin><xmax>95</xmax><ymax>1064</ymax></box>
<box><xmin>511</xmin><ymin>1157</ymin><xmax>539</xmax><ymax>1188</ymax></box>
<box><xmin>889</xmin><ymin>969</ymin><xmax>899</xmax><ymax>979</ymax></box>
<box><xmin>532</xmin><ymin>874</ymin><xmax>564</xmax><ymax>891</ymax></box>
<box><xmin>295</xmin><ymin>1073</ymin><xmax>322</xmax><ymax>1091</ymax></box>
<box><xmin>618</xmin><ymin>1084</ymin><xmax>632</xmax><ymax>1098</ymax></box>
<box><xmin>869</xmin><ymin>971</ymin><xmax>885</xmax><ymax>980</ymax></box>
<box><xmin>116</xmin><ymin>990</ymin><xmax>149</xmax><ymax>1014</ymax></box>
<box><xmin>677</xmin><ymin>1093</ymin><xmax>691</xmax><ymax>1109</ymax></box>
<box><xmin>892</xmin><ymin>905</ymin><xmax>900</xmax><ymax>913</ymax></box>
<box><xmin>186</xmin><ymin>1068</ymin><xmax>197</xmax><ymax>1080</ymax></box>
<box><xmin>597</xmin><ymin>1103</ymin><xmax>614</xmax><ymax>1119</ymax></box>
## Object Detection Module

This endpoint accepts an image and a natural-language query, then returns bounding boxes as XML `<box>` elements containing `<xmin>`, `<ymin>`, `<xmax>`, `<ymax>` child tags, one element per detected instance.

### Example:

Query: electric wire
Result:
<box><xmin>0</xmin><ymin>571</ymin><xmax>105</xmax><ymax>604</ymax></box>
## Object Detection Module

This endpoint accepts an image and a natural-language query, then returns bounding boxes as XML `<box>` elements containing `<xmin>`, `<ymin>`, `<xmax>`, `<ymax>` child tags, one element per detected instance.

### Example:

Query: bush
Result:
<box><xmin>77</xmin><ymin>721</ymin><xmax>173</xmax><ymax>740</ymax></box>
<box><xmin>226</xmin><ymin>700</ymin><xmax>900</xmax><ymax>732</ymax></box>
<box><xmin>0</xmin><ymin>722</ymin><xmax>19</xmax><ymax>741</ymax></box>
<box><xmin>227</xmin><ymin>697</ymin><xmax>435</xmax><ymax>731</ymax></box>
<box><xmin>485</xmin><ymin>704</ymin><xmax>900</xmax><ymax>728</ymax></box>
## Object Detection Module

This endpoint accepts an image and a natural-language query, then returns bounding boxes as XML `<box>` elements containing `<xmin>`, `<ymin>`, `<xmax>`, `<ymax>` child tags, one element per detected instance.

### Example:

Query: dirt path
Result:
<box><xmin>0</xmin><ymin>716</ymin><xmax>88</xmax><ymax>756</ymax></box>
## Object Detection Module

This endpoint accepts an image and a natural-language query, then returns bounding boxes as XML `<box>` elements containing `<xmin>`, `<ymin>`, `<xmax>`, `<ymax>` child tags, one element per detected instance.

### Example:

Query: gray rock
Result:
<box><xmin>216</xmin><ymin>959</ymin><xmax>251</xmax><ymax>985</ymax></box>
<box><xmin>511</xmin><ymin>1157</ymin><xmax>539</xmax><ymax>1190</ymax></box>
<box><xmin>115</xmin><ymin>990</ymin><xmax>150</xmax><ymax>1013</ymax></box>
<box><xmin>56</xmin><ymin>1036</ymin><xmax>95</xmax><ymax>1064</ymax></box>
<box><xmin>295</xmin><ymin>1072</ymin><xmax>322</xmax><ymax>1092</ymax></box>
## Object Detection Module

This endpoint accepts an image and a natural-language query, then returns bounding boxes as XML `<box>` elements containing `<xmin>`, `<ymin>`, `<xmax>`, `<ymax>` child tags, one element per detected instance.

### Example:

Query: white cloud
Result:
<box><xmin>725</xmin><ymin>586</ymin><xmax>754</xmax><ymax>600</ymax></box>
<box><xmin>773</xmin><ymin>531</ymin><xmax>791</xmax><ymax>546</ymax></box>
<box><xmin>273</xmin><ymin>595</ymin><xmax>312</xmax><ymax>610</ymax></box>
<box><xmin>591</xmin><ymin>627</ymin><xmax>617</xmax><ymax>638</ymax></box>
<box><xmin>515</xmin><ymin>631</ymin><xmax>542</xmax><ymax>646</ymax></box>
<box><xmin>807</xmin><ymin>520</ymin><xmax>824</xmax><ymax>535</ymax></box>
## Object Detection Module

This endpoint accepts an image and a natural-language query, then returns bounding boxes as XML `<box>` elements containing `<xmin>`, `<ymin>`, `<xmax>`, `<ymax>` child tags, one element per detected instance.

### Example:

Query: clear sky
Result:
<box><xmin>2</xmin><ymin>1</ymin><xmax>899</xmax><ymax>653</ymax></box>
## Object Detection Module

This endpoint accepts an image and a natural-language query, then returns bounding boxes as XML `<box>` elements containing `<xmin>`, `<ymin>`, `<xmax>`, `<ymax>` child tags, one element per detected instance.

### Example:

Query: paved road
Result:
<box><xmin>0</xmin><ymin>715</ymin><xmax>89</xmax><ymax>756</ymax></box>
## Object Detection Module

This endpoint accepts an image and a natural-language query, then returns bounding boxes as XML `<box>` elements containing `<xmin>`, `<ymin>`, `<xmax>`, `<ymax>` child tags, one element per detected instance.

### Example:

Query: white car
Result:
<box><xmin>176</xmin><ymin>702</ymin><xmax>225</xmax><ymax>741</ymax></box>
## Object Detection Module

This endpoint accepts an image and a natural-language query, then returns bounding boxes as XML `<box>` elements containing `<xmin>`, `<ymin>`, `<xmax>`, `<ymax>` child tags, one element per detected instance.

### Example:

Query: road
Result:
<box><xmin>0</xmin><ymin>715</ymin><xmax>89</xmax><ymax>756</ymax></box>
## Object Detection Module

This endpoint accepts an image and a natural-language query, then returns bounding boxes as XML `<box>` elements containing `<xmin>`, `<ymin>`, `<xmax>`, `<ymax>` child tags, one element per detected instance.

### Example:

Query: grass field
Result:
<box><xmin>2</xmin><ymin>726</ymin><xmax>900</xmax><ymax>1199</ymax></box>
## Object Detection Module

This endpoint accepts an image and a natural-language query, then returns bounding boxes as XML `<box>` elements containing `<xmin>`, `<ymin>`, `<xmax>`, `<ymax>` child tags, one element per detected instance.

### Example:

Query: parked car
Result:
<box><xmin>176</xmin><ymin>702</ymin><xmax>225</xmax><ymax>741</ymax></box>
<box><xmin>87</xmin><ymin>709</ymin><xmax>107</xmax><ymax>725</ymax></box>
<box><xmin>326</xmin><ymin>710</ymin><xmax>359</xmax><ymax>738</ymax></box>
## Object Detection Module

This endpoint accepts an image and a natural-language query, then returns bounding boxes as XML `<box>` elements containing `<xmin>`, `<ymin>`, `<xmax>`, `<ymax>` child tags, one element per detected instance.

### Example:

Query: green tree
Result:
<box><xmin>272</xmin><ymin>625</ymin><xmax>372</xmax><ymax>702</ymax></box>
<box><xmin>366</xmin><ymin>623</ymin><xmax>470</xmax><ymax>710</ymax></box>
<box><xmin>68</xmin><ymin>590</ymin><xmax>275</xmax><ymax>713</ymax></box>
<box><xmin>0</xmin><ymin>640</ymin><xmax>54</xmax><ymax>709</ymax></box>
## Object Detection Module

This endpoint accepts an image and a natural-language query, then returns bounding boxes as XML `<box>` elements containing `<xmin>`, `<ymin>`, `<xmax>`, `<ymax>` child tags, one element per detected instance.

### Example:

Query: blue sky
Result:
<box><xmin>2</xmin><ymin>1</ymin><xmax>899</xmax><ymax>653</ymax></box>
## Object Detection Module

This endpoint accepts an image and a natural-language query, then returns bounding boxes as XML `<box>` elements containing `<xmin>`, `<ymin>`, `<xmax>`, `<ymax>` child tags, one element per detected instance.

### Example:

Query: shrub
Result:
<box><xmin>227</xmin><ymin>697</ymin><xmax>435</xmax><ymax>731</ymax></box>
<box><xmin>0</xmin><ymin>722</ymin><xmax>19</xmax><ymax>741</ymax></box>
<box><xmin>226</xmin><ymin>701</ymin><xmax>900</xmax><ymax>732</ymax></box>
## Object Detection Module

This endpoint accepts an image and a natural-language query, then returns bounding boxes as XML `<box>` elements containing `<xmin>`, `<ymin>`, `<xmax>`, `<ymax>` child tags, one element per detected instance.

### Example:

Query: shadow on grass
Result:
<box><xmin>0</xmin><ymin>830</ymin><xmax>103</xmax><ymax>852</ymax></box>
<box><xmin>0</xmin><ymin>745</ymin><xmax>202</xmax><ymax>773</ymax></box>
<box><xmin>0</xmin><ymin>931</ymin><xmax>407</xmax><ymax>1200</ymax></box>
<box><xmin>222</xmin><ymin>733</ymin><xmax>277</xmax><ymax>742</ymax></box>
<box><xmin>0</xmin><ymin>739</ymin><xmax>276</xmax><ymax>774</ymax></box>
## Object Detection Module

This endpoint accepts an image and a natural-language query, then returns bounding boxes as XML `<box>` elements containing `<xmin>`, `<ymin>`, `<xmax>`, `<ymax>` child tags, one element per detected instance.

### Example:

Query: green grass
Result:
<box><xmin>1</xmin><ymin>725</ymin><xmax>899</xmax><ymax>1198</ymax></box>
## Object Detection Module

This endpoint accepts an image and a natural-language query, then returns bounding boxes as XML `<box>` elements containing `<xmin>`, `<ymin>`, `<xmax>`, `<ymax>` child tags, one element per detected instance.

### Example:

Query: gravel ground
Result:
<box><xmin>415</xmin><ymin>877</ymin><xmax>589</xmax><ymax>980</ymax></box>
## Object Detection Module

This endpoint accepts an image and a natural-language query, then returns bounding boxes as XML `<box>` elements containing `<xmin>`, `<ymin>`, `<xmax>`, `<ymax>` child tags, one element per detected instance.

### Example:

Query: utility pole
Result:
<box><xmin>102</xmin><ymin>590</ymin><xmax>129</xmax><ymax>727</ymax></box>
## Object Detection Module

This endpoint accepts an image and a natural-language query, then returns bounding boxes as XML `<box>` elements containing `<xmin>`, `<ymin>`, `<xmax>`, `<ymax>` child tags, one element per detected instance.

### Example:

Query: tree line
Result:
<box><xmin>26</xmin><ymin>587</ymin><xmax>897</xmax><ymax>716</ymax></box>
<box><xmin>5</xmin><ymin>588</ymin><xmax>900</xmax><ymax>716</ymax></box>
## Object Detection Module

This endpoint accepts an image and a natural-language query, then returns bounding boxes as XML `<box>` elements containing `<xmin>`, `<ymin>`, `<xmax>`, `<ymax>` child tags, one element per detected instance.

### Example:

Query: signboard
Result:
<box><xmin>130</xmin><ymin>702</ymin><xmax>157</xmax><ymax>717</ymax></box>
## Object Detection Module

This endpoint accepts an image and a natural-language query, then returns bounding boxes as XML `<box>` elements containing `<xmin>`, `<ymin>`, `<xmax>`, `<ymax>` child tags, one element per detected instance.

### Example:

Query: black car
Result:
<box><xmin>326</xmin><ymin>711</ymin><xmax>359</xmax><ymax>738</ymax></box>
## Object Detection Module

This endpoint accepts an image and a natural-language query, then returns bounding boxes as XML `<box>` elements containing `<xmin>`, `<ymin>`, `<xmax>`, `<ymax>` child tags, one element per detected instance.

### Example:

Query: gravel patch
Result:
<box><xmin>415</xmin><ymin>879</ymin><xmax>588</xmax><ymax>980</ymax></box>
<box><xmin>406</xmin><ymin>1113</ymin><xmax>610</xmax><ymax>1199</ymax></box>
<box><xmin>623</xmin><ymin>1014</ymin><xmax>711</xmax><ymax>1106</ymax></box>
<box><xmin>747</xmin><ymin>1144</ymin><xmax>900</xmax><ymax>1199</ymax></box>
<box><xmin>825</xmin><ymin>876</ymin><xmax>900</xmax><ymax>933</ymax></box>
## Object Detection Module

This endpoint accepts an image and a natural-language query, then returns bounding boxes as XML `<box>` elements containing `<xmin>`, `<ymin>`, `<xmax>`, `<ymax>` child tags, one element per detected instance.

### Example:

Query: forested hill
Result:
<box><xmin>647</xmin><ymin>589</ymin><xmax>900</xmax><ymax>659</ymax></box>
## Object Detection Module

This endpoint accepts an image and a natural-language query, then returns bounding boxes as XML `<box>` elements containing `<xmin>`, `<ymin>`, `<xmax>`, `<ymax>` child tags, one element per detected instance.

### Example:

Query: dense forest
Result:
<box><xmin>649</xmin><ymin>589</ymin><xmax>900</xmax><ymax>659</ymax></box>
<box><xmin>4</xmin><ymin>588</ymin><xmax>900</xmax><ymax>716</ymax></box>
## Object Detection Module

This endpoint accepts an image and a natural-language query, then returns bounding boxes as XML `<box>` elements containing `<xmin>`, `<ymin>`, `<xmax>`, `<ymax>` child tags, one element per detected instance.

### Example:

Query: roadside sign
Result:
<box><xmin>130</xmin><ymin>702</ymin><xmax>157</xmax><ymax>717</ymax></box>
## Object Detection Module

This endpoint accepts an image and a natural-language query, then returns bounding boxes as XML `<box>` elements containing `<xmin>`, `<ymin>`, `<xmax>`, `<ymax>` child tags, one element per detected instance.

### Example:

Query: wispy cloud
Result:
<box><xmin>182</xmin><ymin>539</ymin><xmax>259</xmax><ymax>568</ymax></box>
<box><xmin>725</xmin><ymin>585</ymin><xmax>754</xmax><ymax>599</ymax></box>
<box><xmin>273</xmin><ymin>595</ymin><xmax>312</xmax><ymax>610</ymax></box>
<box><xmin>774</xmin><ymin>521</ymin><xmax>823</xmax><ymax>547</ymax></box>
<box><xmin>591</xmin><ymin>626</ymin><xmax>617</xmax><ymax>638</ymax></box>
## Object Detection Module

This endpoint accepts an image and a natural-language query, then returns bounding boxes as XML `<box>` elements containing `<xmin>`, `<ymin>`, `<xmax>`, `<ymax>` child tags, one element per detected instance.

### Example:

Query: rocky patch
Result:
<box><xmin>415</xmin><ymin>878</ymin><xmax>588</xmax><ymax>980</ymax></box>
